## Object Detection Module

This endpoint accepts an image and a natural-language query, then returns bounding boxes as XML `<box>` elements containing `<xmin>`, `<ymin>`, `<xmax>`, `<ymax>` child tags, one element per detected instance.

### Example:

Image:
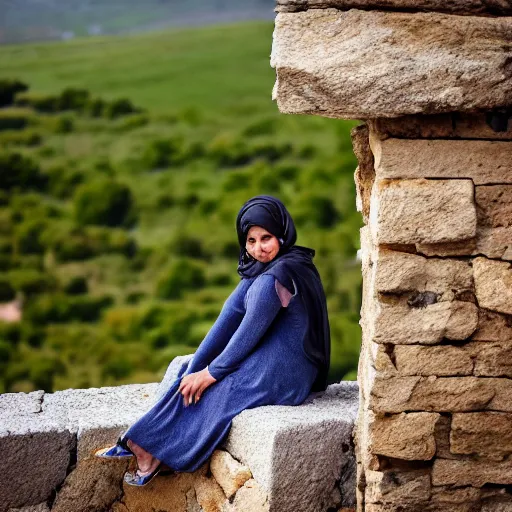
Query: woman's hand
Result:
<box><xmin>178</xmin><ymin>368</ymin><xmax>217</xmax><ymax>407</ymax></box>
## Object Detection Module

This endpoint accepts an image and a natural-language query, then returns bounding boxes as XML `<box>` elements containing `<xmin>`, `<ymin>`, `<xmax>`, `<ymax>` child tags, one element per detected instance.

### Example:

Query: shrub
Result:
<box><xmin>0</xmin><ymin>280</ymin><xmax>15</xmax><ymax>301</ymax></box>
<box><xmin>14</xmin><ymin>219</ymin><xmax>47</xmax><ymax>254</ymax></box>
<box><xmin>243</xmin><ymin>117</ymin><xmax>277</xmax><ymax>137</ymax></box>
<box><xmin>295</xmin><ymin>194</ymin><xmax>339</xmax><ymax>228</ymax></box>
<box><xmin>7</xmin><ymin>269</ymin><xmax>57</xmax><ymax>297</ymax></box>
<box><xmin>0</xmin><ymin>79</ymin><xmax>28</xmax><ymax>107</ymax></box>
<box><xmin>15</xmin><ymin>92</ymin><xmax>59</xmax><ymax>112</ymax></box>
<box><xmin>63</xmin><ymin>276</ymin><xmax>88</xmax><ymax>295</ymax></box>
<box><xmin>74</xmin><ymin>180</ymin><xmax>136</xmax><ymax>228</ymax></box>
<box><xmin>58</xmin><ymin>87</ymin><xmax>90</xmax><ymax>111</ymax></box>
<box><xmin>86</xmin><ymin>98</ymin><xmax>106</xmax><ymax>117</ymax></box>
<box><xmin>0</xmin><ymin>108</ymin><xmax>33</xmax><ymax>131</ymax></box>
<box><xmin>170</xmin><ymin>232</ymin><xmax>205</xmax><ymax>259</ymax></box>
<box><xmin>0</xmin><ymin>129</ymin><xmax>42</xmax><ymax>147</ymax></box>
<box><xmin>54</xmin><ymin>115</ymin><xmax>74</xmax><ymax>134</ymax></box>
<box><xmin>141</xmin><ymin>137</ymin><xmax>185</xmax><ymax>169</ymax></box>
<box><xmin>26</xmin><ymin>293</ymin><xmax>113</xmax><ymax>324</ymax></box>
<box><xmin>0</xmin><ymin>152</ymin><xmax>46</xmax><ymax>191</ymax></box>
<box><xmin>104</xmin><ymin>98</ymin><xmax>138</xmax><ymax>119</ymax></box>
<box><xmin>156</xmin><ymin>259</ymin><xmax>206</xmax><ymax>300</ymax></box>
<box><xmin>44</xmin><ymin>165</ymin><xmax>84</xmax><ymax>199</ymax></box>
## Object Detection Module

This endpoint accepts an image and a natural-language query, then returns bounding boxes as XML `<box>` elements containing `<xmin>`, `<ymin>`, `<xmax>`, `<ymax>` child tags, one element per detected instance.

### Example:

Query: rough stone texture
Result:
<box><xmin>393</xmin><ymin>345</ymin><xmax>473</xmax><ymax>376</ymax></box>
<box><xmin>467</xmin><ymin>342</ymin><xmax>512</xmax><ymax>378</ymax></box>
<box><xmin>224</xmin><ymin>382</ymin><xmax>359</xmax><ymax>511</ymax></box>
<box><xmin>432</xmin><ymin>458</ymin><xmax>512</xmax><ymax>487</ymax></box>
<box><xmin>473</xmin><ymin>257</ymin><xmax>512</xmax><ymax>315</ymax></box>
<box><xmin>365</xmin><ymin>468</ymin><xmax>431</xmax><ymax>505</ymax></box>
<box><xmin>369</xmin><ymin>113</ymin><xmax>512</xmax><ymax>141</ymax></box>
<box><xmin>370</xmin><ymin>376</ymin><xmax>512</xmax><ymax>413</ymax></box>
<box><xmin>451</xmin><ymin>412</ymin><xmax>512</xmax><ymax>459</ymax></box>
<box><xmin>272</xmin><ymin>10</ymin><xmax>512</xmax><ymax>119</ymax></box>
<box><xmin>194</xmin><ymin>475</ymin><xmax>227</xmax><ymax>512</ymax></box>
<box><xmin>210</xmin><ymin>450</ymin><xmax>252</xmax><ymax>499</ymax></box>
<box><xmin>51</xmin><ymin>457</ymin><xmax>128</xmax><ymax>512</ymax></box>
<box><xmin>118</xmin><ymin>471</ymin><xmax>200</xmax><ymax>512</ymax></box>
<box><xmin>374</xmin><ymin>250</ymin><xmax>473</xmax><ymax>296</ymax></box>
<box><xmin>275</xmin><ymin>0</ymin><xmax>512</xmax><ymax>15</ymax></box>
<box><xmin>0</xmin><ymin>391</ymin><xmax>75</xmax><ymax>512</ymax></box>
<box><xmin>472</xmin><ymin>309</ymin><xmax>512</xmax><ymax>343</ymax></box>
<box><xmin>7</xmin><ymin>505</ymin><xmax>50</xmax><ymax>512</ymax></box>
<box><xmin>369</xmin><ymin>412</ymin><xmax>439</xmax><ymax>460</ymax></box>
<box><xmin>222</xmin><ymin>479</ymin><xmax>270</xmax><ymax>512</ymax></box>
<box><xmin>370</xmin><ymin>179</ymin><xmax>476</xmax><ymax>245</ymax></box>
<box><xmin>352</xmin><ymin>124</ymin><xmax>375</xmax><ymax>224</ymax></box>
<box><xmin>373</xmin><ymin>300</ymin><xmax>478</xmax><ymax>345</ymax></box>
<box><xmin>370</xmin><ymin>137</ymin><xmax>512</xmax><ymax>185</ymax></box>
<box><xmin>476</xmin><ymin>186</ymin><xmax>512</xmax><ymax>230</ymax></box>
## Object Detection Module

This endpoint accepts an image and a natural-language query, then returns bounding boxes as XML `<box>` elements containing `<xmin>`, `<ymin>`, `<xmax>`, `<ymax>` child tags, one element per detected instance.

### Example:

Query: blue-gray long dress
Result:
<box><xmin>124</xmin><ymin>273</ymin><xmax>319</xmax><ymax>472</ymax></box>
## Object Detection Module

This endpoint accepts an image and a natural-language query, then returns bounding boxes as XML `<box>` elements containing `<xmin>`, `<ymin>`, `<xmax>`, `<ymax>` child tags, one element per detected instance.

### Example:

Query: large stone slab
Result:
<box><xmin>374</xmin><ymin>250</ymin><xmax>473</xmax><ymax>296</ymax></box>
<box><xmin>223</xmin><ymin>382</ymin><xmax>359</xmax><ymax>512</ymax></box>
<box><xmin>369</xmin><ymin>412</ymin><xmax>439</xmax><ymax>460</ymax></box>
<box><xmin>370</xmin><ymin>179</ymin><xmax>476</xmax><ymax>245</ymax></box>
<box><xmin>369</xmin><ymin>113</ymin><xmax>512</xmax><ymax>141</ymax></box>
<box><xmin>0</xmin><ymin>391</ymin><xmax>74</xmax><ymax>512</ymax></box>
<box><xmin>271</xmin><ymin>10</ymin><xmax>512</xmax><ymax>119</ymax></box>
<box><xmin>473</xmin><ymin>257</ymin><xmax>512</xmax><ymax>315</ymax></box>
<box><xmin>432</xmin><ymin>458</ymin><xmax>512</xmax><ymax>486</ymax></box>
<box><xmin>370</xmin><ymin>376</ymin><xmax>512</xmax><ymax>413</ymax></box>
<box><xmin>373</xmin><ymin>300</ymin><xmax>478</xmax><ymax>345</ymax></box>
<box><xmin>451</xmin><ymin>412</ymin><xmax>512</xmax><ymax>459</ymax></box>
<box><xmin>276</xmin><ymin>0</ymin><xmax>512</xmax><ymax>15</ymax></box>
<box><xmin>370</xmin><ymin>138</ymin><xmax>512</xmax><ymax>185</ymax></box>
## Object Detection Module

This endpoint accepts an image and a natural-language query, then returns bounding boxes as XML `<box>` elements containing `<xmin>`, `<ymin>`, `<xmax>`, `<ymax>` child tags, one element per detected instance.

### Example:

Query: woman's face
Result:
<box><xmin>245</xmin><ymin>226</ymin><xmax>280</xmax><ymax>263</ymax></box>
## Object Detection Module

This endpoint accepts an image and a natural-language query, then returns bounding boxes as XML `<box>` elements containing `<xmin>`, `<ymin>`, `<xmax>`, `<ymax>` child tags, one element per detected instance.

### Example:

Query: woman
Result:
<box><xmin>96</xmin><ymin>195</ymin><xmax>331</xmax><ymax>486</ymax></box>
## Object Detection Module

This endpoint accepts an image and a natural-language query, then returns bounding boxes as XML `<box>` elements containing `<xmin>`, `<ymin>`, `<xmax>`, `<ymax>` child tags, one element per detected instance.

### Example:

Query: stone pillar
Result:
<box><xmin>272</xmin><ymin>3</ymin><xmax>512</xmax><ymax>511</ymax></box>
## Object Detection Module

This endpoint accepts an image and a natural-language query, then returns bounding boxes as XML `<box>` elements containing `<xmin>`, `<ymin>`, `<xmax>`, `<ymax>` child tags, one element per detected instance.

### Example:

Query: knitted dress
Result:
<box><xmin>124</xmin><ymin>273</ymin><xmax>318</xmax><ymax>471</ymax></box>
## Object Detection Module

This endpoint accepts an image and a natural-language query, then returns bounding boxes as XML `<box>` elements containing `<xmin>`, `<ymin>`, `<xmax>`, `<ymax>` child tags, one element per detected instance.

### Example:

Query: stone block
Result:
<box><xmin>476</xmin><ymin>186</ymin><xmax>512</xmax><ymax>229</ymax></box>
<box><xmin>0</xmin><ymin>391</ymin><xmax>75</xmax><ymax>512</ymax></box>
<box><xmin>194</xmin><ymin>476</ymin><xmax>227</xmax><ymax>512</ymax></box>
<box><xmin>373</xmin><ymin>300</ymin><xmax>478</xmax><ymax>345</ymax></box>
<box><xmin>466</xmin><ymin>342</ymin><xmax>512</xmax><ymax>378</ymax></box>
<box><xmin>374</xmin><ymin>250</ymin><xmax>473</xmax><ymax>296</ymax></box>
<box><xmin>222</xmin><ymin>479</ymin><xmax>270</xmax><ymax>512</ymax></box>
<box><xmin>42</xmin><ymin>383</ymin><xmax>158</xmax><ymax>460</ymax></box>
<box><xmin>7</xmin><ymin>504</ymin><xmax>51</xmax><ymax>512</ymax></box>
<box><xmin>369</xmin><ymin>113</ymin><xmax>512</xmax><ymax>141</ymax></box>
<box><xmin>369</xmin><ymin>412</ymin><xmax>439</xmax><ymax>460</ymax></box>
<box><xmin>432</xmin><ymin>458</ymin><xmax>512</xmax><ymax>486</ymax></box>
<box><xmin>119</xmin><ymin>472</ymin><xmax>198</xmax><ymax>512</ymax></box>
<box><xmin>393</xmin><ymin>345</ymin><xmax>473</xmax><ymax>376</ymax></box>
<box><xmin>271</xmin><ymin>10</ymin><xmax>512</xmax><ymax>119</ymax></box>
<box><xmin>451</xmin><ymin>412</ymin><xmax>512</xmax><ymax>459</ymax></box>
<box><xmin>471</xmin><ymin>309</ymin><xmax>512</xmax><ymax>343</ymax></box>
<box><xmin>473</xmin><ymin>257</ymin><xmax>512</xmax><ymax>315</ymax></box>
<box><xmin>370</xmin><ymin>376</ymin><xmax>512</xmax><ymax>413</ymax></box>
<box><xmin>370</xmin><ymin>137</ymin><xmax>512</xmax><ymax>185</ymax></box>
<box><xmin>210</xmin><ymin>450</ymin><xmax>252</xmax><ymax>499</ymax></box>
<box><xmin>365</xmin><ymin>468</ymin><xmax>431</xmax><ymax>504</ymax></box>
<box><xmin>275</xmin><ymin>0</ymin><xmax>512</xmax><ymax>15</ymax></box>
<box><xmin>370</xmin><ymin>179</ymin><xmax>476</xmax><ymax>245</ymax></box>
<box><xmin>223</xmin><ymin>382</ymin><xmax>359</xmax><ymax>512</ymax></box>
<box><xmin>51</xmin><ymin>457</ymin><xmax>128</xmax><ymax>512</ymax></box>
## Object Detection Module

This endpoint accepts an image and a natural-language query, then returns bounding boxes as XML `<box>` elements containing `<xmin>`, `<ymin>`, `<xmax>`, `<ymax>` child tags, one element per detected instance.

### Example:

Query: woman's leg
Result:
<box><xmin>127</xmin><ymin>439</ymin><xmax>161</xmax><ymax>474</ymax></box>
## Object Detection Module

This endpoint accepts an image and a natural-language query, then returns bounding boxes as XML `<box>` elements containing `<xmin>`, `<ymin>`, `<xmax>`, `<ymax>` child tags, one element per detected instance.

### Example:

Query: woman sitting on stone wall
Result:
<box><xmin>95</xmin><ymin>195</ymin><xmax>331</xmax><ymax>486</ymax></box>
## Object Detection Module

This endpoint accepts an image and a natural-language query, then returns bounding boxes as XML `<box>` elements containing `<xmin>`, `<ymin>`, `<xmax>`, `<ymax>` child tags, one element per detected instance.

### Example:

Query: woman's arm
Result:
<box><xmin>207</xmin><ymin>274</ymin><xmax>282</xmax><ymax>381</ymax></box>
<box><xmin>183</xmin><ymin>281</ymin><xmax>246</xmax><ymax>375</ymax></box>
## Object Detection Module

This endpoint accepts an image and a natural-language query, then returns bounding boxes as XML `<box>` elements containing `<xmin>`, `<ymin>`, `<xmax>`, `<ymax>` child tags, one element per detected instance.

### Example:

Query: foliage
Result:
<box><xmin>0</xmin><ymin>22</ymin><xmax>362</xmax><ymax>393</ymax></box>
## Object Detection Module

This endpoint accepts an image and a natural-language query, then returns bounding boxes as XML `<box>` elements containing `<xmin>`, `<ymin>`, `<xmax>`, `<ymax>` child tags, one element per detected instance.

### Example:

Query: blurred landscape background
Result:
<box><xmin>0</xmin><ymin>0</ymin><xmax>362</xmax><ymax>394</ymax></box>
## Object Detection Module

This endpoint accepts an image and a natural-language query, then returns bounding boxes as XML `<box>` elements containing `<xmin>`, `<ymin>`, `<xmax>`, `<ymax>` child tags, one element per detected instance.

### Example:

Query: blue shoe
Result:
<box><xmin>123</xmin><ymin>465</ymin><xmax>162</xmax><ymax>487</ymax></box>
<box><xmin>95</xmin><ymin>436</ymin><xmax>133</xmax><ymax>459</ymax></box>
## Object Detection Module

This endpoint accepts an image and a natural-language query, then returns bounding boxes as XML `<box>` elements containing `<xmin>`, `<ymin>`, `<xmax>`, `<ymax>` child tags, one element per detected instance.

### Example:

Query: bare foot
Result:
<box><xmin>127</xmin><ymin>439</ymin><xmax>160</xmax><ymax>473</ymax></box>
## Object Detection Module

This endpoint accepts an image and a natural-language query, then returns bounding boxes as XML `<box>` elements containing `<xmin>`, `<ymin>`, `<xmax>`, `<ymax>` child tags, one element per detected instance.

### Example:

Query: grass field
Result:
<box><xmin>0</xmin><ymin>22</ymin><xmax>362</xmax><ymax>393</ymax></box>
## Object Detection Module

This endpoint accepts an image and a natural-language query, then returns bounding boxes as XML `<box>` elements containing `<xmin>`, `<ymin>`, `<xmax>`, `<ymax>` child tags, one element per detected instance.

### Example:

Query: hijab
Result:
<box><xmin>236</xmin><ymin>195</ymin><xmax>330</xmax><ymax>392</ymax></box>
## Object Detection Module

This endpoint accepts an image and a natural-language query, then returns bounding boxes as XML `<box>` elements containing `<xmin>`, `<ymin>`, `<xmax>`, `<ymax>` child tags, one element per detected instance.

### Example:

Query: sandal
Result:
<box><xmin>123</xmin><ymin>464</ymin><xmax>163</xmax><ymax>487</ymax></box>
<box><xmin>95</xmin><ymin>436</ymin><xmax>133</xmax><ymax>459</ymax></box>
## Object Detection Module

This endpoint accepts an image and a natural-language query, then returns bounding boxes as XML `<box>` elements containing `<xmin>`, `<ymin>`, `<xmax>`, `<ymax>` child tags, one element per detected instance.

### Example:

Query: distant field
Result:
<box><xmin>0</xmin><ymin>22</ymin><xmax>276</xmax><ymax>115</ymax></box>
<box><xmin>0</xmin><ymin>22</ymin><xmax>361</xmax><ymax>393</ymax></box>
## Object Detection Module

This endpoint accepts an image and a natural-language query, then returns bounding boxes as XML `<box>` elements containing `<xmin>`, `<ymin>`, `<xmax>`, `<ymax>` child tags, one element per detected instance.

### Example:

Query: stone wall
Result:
<box><xmin>272</xmin><ymin>1</ymin><xmax>512</xmax><ymax>511</ymax></box>
<box><xmin>1</xmin><ymin>355</ymin><xmax>358</xmax><ymax>512</ymax></box>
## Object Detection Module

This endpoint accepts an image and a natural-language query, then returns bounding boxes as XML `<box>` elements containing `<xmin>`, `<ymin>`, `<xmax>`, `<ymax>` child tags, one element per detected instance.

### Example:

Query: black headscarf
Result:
<box><xmin>236</xmin><ymin>195</ymin><xmax>330</xmax><ymax>392</ymax></box>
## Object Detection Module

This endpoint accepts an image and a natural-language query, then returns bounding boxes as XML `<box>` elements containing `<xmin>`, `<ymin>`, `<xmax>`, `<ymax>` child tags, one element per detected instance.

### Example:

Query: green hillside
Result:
<box><xmin>0</xmin><ymin>22</ymin><xmax>362</xmax><ymax>393</ymax></box>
